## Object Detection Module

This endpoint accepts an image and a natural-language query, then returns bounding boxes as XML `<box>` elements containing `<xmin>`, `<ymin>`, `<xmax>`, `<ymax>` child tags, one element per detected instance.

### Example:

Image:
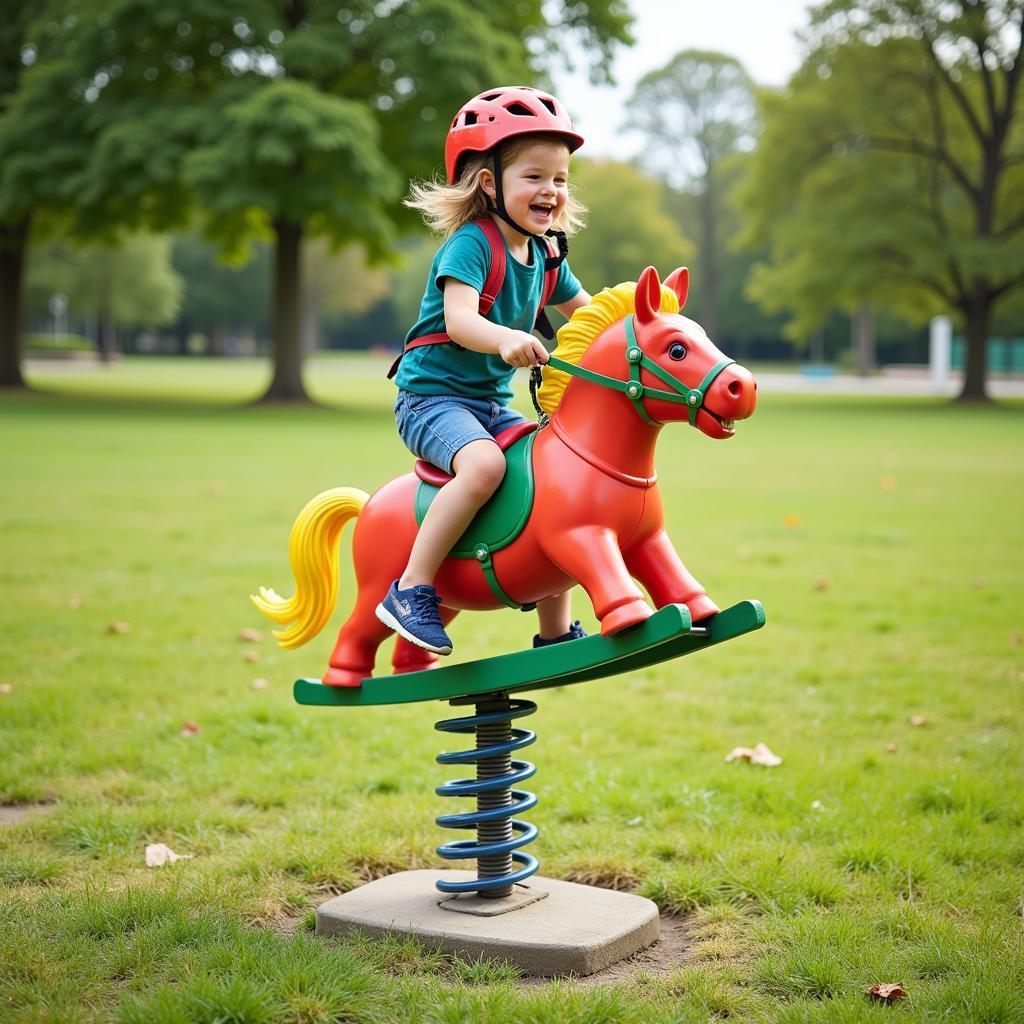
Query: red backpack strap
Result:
<box><xmin>387</xmin><ymin>220</ymin><xmax>507</xmax><ymax>379</ymax></box>
<box><xmin>473</xmin><ymin>217</ymin><xmax>506</xmax><ymax>315</ymax></box>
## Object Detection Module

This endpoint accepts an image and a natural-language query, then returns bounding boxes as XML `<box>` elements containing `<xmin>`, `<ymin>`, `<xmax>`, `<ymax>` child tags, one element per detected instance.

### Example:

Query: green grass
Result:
<box><xmin>2</xmin><ymin>356</ymin><xmax>1023</xmax><ymax>1022</ymax></box>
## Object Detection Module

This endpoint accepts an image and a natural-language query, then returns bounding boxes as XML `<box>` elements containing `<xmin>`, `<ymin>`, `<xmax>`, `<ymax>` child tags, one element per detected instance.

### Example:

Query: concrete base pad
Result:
<box><xmin>316</xmin><ymin>870</ymin><xmax>660</xmax><ymax>977</ymax></box>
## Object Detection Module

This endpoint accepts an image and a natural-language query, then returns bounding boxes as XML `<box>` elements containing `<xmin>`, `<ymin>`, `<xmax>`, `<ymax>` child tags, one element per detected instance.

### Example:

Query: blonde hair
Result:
<box><xmin>405</xmin><ymin>134</ymin><xmax>586</xmax><ymax>238</ymax></box>
<box><xmin>537</xmin><ymin>281</ymin><xmax>681</xmax><ymax>416</ymax></box>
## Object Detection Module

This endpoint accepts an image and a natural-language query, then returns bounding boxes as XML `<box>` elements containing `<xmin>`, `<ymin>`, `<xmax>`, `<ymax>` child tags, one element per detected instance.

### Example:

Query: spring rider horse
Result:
<box><xmin>253</xmin><ymin>267</ymin><xmax>765</xmax><ymax>975</ymax></box>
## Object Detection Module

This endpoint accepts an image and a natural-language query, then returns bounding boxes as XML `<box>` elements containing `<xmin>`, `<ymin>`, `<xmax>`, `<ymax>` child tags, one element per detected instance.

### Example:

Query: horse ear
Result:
<box><xmin>635</xmin><ymin>266</ymin><xmax>662</xmax><ymax>325</ymax></box>
<box><xmin>664</xmin><ymin>267</ymin><xmax>690</xmax><ymax>309</ymax></box>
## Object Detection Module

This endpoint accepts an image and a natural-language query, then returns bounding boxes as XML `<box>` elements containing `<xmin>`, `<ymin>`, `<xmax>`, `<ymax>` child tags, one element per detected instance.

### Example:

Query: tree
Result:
<box><xmin>0</xmin><ymin>1</ymin><xmax>46</xmax><ymax>387</ymax></box>
<box><xmin>0</xmin><ymin>0</ymin><xmax>633</xmax><ymax>401</ymax></box>
<box><xmin>566</xmin><ymin>158</ymin><xmax>693</xmax><ymax>295</ymax></box>
<box><xmin>739</xmin><ymin>0</ymin><xmax>1024</xmax><ymax>401</ymax></box>
<box><xmin>625</xmin><ymin>51</ymin><xmax>756</xmax><ymax>339</ymax></box>
<box><xmin>26</xmin><ymin>234</ymin><xmax>183</xmax><ymax>359</ymax></box>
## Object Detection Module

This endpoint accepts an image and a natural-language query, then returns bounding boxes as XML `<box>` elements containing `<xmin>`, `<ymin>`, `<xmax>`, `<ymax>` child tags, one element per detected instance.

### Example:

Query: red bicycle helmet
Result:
<box><xmin>445</xmin><ymin>86</ymin><xmax>584</xmax><ymax>184</ymax></box>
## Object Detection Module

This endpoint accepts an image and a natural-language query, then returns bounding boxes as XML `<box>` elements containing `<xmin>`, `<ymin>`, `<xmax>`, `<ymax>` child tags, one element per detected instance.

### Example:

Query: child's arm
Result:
<box><xmin>443</xmin><ymin>280</ymin><xmax>550</xmax><ymax>368</ymax></box>
<box><xmin>554</xmin><ymin>290</ymin><xmax>591</xmax><ymax>320</ymax></box>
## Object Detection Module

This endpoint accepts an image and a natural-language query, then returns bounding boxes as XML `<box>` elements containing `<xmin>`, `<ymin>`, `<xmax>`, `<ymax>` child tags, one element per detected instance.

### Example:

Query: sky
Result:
<box><xmin>550</xmin><ymin>0</ymin><xmax>814</xmax><ymax>159</ymax></box>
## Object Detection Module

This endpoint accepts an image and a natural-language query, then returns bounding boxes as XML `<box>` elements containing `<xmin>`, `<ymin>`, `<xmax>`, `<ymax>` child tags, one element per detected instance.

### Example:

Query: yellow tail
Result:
<box><xmin>251</xmin><ymin>487</ymin><xmax>369</xmax><ymax>649</ymax></box>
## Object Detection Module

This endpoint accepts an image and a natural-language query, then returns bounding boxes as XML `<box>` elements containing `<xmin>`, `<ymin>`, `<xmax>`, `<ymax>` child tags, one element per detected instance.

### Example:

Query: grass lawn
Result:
<box><xmin>2</xmin><ymin>356</ymin><xmax>1023</xmax><ymax>1023</ymax></box>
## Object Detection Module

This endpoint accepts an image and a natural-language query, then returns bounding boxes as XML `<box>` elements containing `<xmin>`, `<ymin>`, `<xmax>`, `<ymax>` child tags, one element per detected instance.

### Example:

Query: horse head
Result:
<box><xmin>540</xmin><ymin>267</ymin><xmax>757</xmax><ymax>442</ymax></box>
<box><xmin>626</xmin><ymin>265</ymin><xmax>757</xmax><ymax>438</ymax></box>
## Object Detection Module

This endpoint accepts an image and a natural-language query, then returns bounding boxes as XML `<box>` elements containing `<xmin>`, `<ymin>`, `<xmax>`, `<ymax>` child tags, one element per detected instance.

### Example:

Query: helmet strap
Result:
<box><xmin>488</xmin><ymin>150</ymin><xmax>535</xmax><ymax>238</ymax></box>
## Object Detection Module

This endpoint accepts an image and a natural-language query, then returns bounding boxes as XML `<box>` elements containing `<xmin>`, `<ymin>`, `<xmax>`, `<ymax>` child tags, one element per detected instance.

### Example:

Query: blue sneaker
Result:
<box><xmin>376</xmin><ymin>580</ymin><xmax>452</xmax><ymax>655</ymax></box>
<box><xmin>533</xmin><ymin>620</ymin><xmax>587</xmax><ymax>648</ymax></box>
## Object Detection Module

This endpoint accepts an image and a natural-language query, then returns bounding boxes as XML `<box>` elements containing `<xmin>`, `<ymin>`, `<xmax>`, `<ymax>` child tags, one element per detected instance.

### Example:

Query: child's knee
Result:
<box><xmin>453</xmin><ymin>441</ymin><xmax>506</xmax><ymax>498</ymax></box>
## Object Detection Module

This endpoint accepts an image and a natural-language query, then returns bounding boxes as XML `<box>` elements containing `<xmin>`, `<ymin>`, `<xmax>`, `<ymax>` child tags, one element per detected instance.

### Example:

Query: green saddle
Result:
<box><xmin>414</xmin><ymin>431</ymin><xmax>537</xmax><ymax>609</ymax></box>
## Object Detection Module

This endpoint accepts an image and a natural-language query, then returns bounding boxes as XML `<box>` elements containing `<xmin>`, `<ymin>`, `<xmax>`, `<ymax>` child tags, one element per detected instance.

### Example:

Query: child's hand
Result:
<box><xmin>499</xmin><ymin>332</ymin><xmax>550</xmax><ymax>368</ymax></box>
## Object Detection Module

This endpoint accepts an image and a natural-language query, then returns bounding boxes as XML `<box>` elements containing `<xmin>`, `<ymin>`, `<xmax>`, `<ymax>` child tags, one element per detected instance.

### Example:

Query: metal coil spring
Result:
<box><xmin>434</xmin><ymin>692</ymin><xmax>539</xmax><ymax>898</ymax></box>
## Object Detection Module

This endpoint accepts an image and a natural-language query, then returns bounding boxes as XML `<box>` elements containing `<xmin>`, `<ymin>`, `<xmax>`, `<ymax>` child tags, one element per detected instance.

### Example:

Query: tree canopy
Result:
<box><xmin>738</xmin><ymin>0</ymin><xmax>1024</xmax><ymax>400</ymax></box>
<box><xmin>0</xmin><ymin>0</ymin><xmax>633</xmax><ymax>397</ymax></box>
<box><xmin>626</xmin><ymin>50</ymin><xmax>756</xmax><ymax>339</ymax></box>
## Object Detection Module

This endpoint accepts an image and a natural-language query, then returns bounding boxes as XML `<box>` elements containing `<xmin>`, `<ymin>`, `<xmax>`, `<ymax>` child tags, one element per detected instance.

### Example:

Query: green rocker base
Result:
<box><xmin>294</xmin><ymin>599</ymin><xmax>765</xmax><ymax>708</ymax></box>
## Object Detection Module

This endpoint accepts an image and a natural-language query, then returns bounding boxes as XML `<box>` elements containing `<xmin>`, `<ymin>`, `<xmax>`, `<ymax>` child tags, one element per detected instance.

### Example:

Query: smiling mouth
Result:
<box><xmin>530</xmin><ymin>204</ymin><xmax>554</xmax><ymax>218</ymax></box>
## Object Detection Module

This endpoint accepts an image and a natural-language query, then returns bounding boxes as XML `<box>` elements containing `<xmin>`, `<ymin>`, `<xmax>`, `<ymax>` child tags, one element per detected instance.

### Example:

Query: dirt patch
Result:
<box><xmin>0</xmin><ymin>803</ymin><xmax>54</xmax><ymax>826</ymax></box>
<box><xmin>518</xmin><ymin>914</ymin><xmax>693</xmax><ymax>986</ymax></box>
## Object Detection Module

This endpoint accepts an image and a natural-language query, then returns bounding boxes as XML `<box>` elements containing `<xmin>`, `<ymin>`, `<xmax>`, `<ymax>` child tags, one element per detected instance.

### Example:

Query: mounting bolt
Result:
<box><xmin>627</xmin><ymin>383</ymin><xmax>641</xmax><ymax>398</ymax></box>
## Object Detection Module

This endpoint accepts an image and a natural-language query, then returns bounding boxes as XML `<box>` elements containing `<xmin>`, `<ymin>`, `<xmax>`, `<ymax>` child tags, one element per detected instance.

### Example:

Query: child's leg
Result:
<box><xmin>400</xmin><ymin>439</ymin><xmax>506</xmax><ymax>588</ymax></box>
<box><xmin>535</xmin><ymin>590</ymin><xmax>573</xmax><ymax>640</ymax></box>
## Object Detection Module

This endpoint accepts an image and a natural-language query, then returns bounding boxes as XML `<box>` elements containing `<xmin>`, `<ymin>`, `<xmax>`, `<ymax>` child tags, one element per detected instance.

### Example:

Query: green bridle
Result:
<box><xmin>545</xmin><ymin>315</ymin><xmax>735</xmax><ymax>427</ymax></box>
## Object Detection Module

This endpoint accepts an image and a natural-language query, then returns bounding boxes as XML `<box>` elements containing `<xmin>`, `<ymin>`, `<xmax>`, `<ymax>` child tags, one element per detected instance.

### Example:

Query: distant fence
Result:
<box><xmin>952</xmin><ymin>337</ymin><xmax>1024</xmax><ymax>373</ymax></box>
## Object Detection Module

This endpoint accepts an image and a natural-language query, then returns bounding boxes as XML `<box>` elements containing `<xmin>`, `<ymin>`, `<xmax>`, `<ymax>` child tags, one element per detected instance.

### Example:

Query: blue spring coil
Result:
<box><xmin>434</xmin><ymin>694</ymin><xmax>539</xmax><ymax>896</ymax></box>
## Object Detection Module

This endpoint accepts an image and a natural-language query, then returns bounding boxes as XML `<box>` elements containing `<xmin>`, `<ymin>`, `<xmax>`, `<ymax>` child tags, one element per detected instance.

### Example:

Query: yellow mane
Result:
<box><xmin>537</xmin><ymin>281</ymin><xmax>681</xmax><ymax>416</ymax></box>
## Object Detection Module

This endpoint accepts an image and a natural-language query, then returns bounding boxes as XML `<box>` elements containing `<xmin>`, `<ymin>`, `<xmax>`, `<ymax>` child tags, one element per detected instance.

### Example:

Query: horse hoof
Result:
<box><xmin>322</xmin><ymin>666</ymin><xmax>367</xmax><ymax>687</ymax></box>
<box><xmin>686</xmin><ymin>595</ymin><xmax>719</xmax><ymax>622</ymax></box>
<box><xmin>393</xmin><ymin>658</ymin><xmax>440</xmax><ymax>675</ymax></box>
<box><xmin>600</xmin><ymin>600</ymin><xmax>652</xmax><ymax>636</ymax></box>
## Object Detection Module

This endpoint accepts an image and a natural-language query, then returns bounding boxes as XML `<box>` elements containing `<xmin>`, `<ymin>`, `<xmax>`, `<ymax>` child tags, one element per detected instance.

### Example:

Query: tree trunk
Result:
<box><xmin>958</xmin><ymin>288</ymin><xmax>991</xmax><ymax>402</ymax></box>
<box><xmin>260</xmin><ymin>218</ymin><xmax>310</xmax><ymax>402</ymax></box>
<box><xmin>851</xmin><ymin>302</ymin><xmax>876</xmax><ymax>376</ymax></box>
<box><xmin>0</xmin><ymin>216</ymin><xmax>31</xmax><ymax>389</ymax></box>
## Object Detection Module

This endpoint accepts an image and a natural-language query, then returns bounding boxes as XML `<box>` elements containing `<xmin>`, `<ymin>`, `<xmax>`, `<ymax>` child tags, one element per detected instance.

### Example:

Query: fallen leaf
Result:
<box><xmin>68</xmin><ymin>596</ymin><xmax>82</xmax><ymax>610</ymax></box>
<box><xmin>909</xmin><ymin>715</ymin><xmax>926</xmax><ymax>727</ymax></box>
<box><xmin>886</xmin><ymin>743</ymin><xmax>897</xmax><ymax>753</ymax></box>
<box><xmin>180</xmin><ymin>721</ymin><xmax>201</xmax><ymax>737</ymax></box>
<box><xmin>244</xmin><ymin>650</ymin><xmax>260</xmax><ymax>663</ymax></box>
<box><xmin>783</xmin><ymin>513</ymin><xmax>802</xmax><ymax>529</ymax></box>
<box><xmin>145</xmin><ymin>843</ymin><xmax>192</xmax><ymax>867</ymax></box>
<box><xmin>251</xmin><ymin>677</ymin><xmax>269</xmax><ymax>690</ymax></box>
<box><xmin>107</xmin><ymin>621</ymin><xmax>131</xmax><ymax>635</ymax></box>
<box><xmin>725</xmin><ymin>742</ymin><xmax>782</xmax><ymax>766</ymax></box>
<box><xmin>0</xmin><ymin>684</ymin><xmax>11</xmax><ymax>695</ymax></box>
<box><xmin>879</xmin><ymin>474</ymin><xmax>897</xmax><ymax>491</ymax></box>
<box><xmin>813</xmin><ymin>577</ymin><xmax>829</xmax><ymax>591</ymax></box>
<box><xmin>238</xmin><ymin>628</ymin><xmax>263</xmax><ymax>643</ymax></box>
<box><xmin>867</xmin><ymin>982</ymin><xmax>907</xmax><ymax>1002</ymax></box>
<box><xmin>1011</xmin><ymin>633</ymin><xmax>1022</xmax><ymax>646</ymax></box>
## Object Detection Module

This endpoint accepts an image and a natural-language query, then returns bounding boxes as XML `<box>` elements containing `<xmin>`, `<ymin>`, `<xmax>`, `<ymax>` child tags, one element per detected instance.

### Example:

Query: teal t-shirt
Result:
<box><xmin>396</xmin><ymin>221</ymin><xmax>582</xmax><ymax>403</ymax></box>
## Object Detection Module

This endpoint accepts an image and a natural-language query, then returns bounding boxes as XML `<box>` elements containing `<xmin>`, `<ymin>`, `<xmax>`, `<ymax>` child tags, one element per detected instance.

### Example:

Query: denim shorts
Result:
<box><xmin>394</xmin><ymin>392</ymin><xmax>529</xmax><ymax>475</ymax></box>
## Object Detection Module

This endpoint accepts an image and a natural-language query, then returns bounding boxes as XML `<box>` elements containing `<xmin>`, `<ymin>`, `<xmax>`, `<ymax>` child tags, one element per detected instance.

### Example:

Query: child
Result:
<box><xmin>376</xmin><ymin>86</ymin><xmax>593</xmax><ymax>656</ymax></box>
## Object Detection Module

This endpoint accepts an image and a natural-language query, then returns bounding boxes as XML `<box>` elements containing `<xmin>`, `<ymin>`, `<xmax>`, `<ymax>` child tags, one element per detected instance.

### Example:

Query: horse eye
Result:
<box><xmin>669</xmin><ymin>343</ymin><xmax>687</xmax><ymax>361</ymax></box>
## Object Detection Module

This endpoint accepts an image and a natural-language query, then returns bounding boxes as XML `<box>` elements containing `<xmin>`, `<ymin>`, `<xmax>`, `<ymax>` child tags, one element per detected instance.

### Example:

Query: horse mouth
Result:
<box><xmin>706</xmin><ymin>408</ymin><xmax>735</xmax><ymax>434</ymax></box>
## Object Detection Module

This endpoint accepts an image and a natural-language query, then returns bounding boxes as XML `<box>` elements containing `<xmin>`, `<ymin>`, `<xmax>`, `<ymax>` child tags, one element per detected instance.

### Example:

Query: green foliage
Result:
<box><xmin>25</xmin><ymin>233</ymin><xmax>184</xmax><ymax>329</ymax></box>
<box><xmin>625</xmin><ymin>50</ymin><xmax>757</xmax><ymax>340</ymax></box>
<box><xmin>567</xmin><ymin>158</ymin><xmax>693</xmax><ymax>292</ymax></box>
<box><xmin>738</xmin><ymin>1</ymin><xmax>1024</xmax><ymax>353</ymax></box>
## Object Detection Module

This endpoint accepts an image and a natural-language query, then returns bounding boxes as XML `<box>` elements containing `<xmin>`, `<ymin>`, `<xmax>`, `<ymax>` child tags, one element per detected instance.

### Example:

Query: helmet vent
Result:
<box><xmin>481</xmin><ymin>93</ymin><xmax>501</xmax><ymax>101</ymax></box>
<box><xmin>539</xmin><ymin>98</ymin><xmax>556</xmax><ymax>115</ymax></box>
<box><xmin>504</xmin><ymin>102</ymin><xmax>535</xmax><ymax>117</ymax></box>
<box><xmin>463</xmin><ymin>111</ymin><xmax>478</xmax><ymax>126</ymax></box>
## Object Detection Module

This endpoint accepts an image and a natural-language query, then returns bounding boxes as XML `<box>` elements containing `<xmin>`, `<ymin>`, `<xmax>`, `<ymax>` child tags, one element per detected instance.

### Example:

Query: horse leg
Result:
<box><xmin>391</xmin><ymin>607</ymin><xmax>460</xmax><ymax>675</ymax></box>
<box><xmin>542</xmin><ymin>526</ymin><xmax>652</xmax><ymax>636</ymax></box>
<box><xmin>323</xmin><ymin>594</ymin><xmax>392</xmax><ymax>687</ymax></box>
<box><xmin>624</xmin><ymin>529</ymin><xmax>719</xmax><ymax>622</ymax></box>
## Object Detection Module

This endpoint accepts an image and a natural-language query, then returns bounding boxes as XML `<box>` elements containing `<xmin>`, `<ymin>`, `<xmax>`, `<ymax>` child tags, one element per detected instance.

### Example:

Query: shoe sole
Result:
<box><xmin>375</xmin><ymin>603</ymin><xmax>452</xmax><ymax>656</ymax></box>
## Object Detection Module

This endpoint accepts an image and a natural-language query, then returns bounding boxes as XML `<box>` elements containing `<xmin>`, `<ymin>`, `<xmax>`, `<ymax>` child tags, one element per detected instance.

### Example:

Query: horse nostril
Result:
<box><xmin>728</xmin><ymin>379</ymin><xmax>742</xmax><ymax>398</ymax></box>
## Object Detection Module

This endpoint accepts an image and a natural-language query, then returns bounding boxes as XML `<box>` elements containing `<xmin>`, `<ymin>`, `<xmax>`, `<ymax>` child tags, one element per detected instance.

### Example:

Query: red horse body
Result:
<box><xmin>255</xmin><ymin>267</ymin><xmax>757</xmax><ymax>687</ymax></box>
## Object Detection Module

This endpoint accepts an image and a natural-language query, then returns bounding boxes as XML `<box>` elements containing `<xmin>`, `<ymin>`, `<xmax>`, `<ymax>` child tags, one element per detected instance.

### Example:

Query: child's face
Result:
<box><xmin>488</xmin><ymin>140</ymin><xmax>571</xmax><ymax>234</ymax></box>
